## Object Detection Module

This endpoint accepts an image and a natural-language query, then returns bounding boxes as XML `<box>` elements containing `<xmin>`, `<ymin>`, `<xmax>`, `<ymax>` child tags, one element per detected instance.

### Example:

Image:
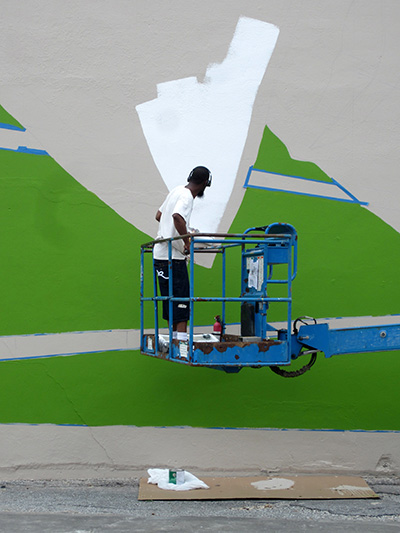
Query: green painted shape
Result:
<box><xmin>1</xmin><ymin>187</ymin><xmax>399</xmax><ymax>431</ymax></box>
<box><xmin>254</xmin><ymin>125</ymin><xmax>333</xmax><ymax>182</ymax></box>
<box><xmin>0</xmin><ymin>105</ymin><xmax>24</xmax><ymax>129</ymax></box>
<box><xmin>0</xmin><ymin>149</ymin><xmax>148</xmax><ymax>335</ymax></box>
<box><xmin>0</xmin><ymin>106</ymin><xmax>399</xmax><ymax>431</ymax></box>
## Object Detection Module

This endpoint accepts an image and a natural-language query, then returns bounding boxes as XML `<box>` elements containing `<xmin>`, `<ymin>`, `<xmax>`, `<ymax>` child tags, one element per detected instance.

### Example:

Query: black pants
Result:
<box><xmin>154</xmin><ymin>259</ymin><xmax>190</xmax><ymax>323</ymax></box>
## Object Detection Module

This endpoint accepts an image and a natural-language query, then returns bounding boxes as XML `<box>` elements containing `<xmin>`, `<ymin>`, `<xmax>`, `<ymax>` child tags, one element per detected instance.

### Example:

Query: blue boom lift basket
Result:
<box><xmin>140</xmin><ymin>223</ymin><xmax>400</xmax><ymax>377</ymax></box>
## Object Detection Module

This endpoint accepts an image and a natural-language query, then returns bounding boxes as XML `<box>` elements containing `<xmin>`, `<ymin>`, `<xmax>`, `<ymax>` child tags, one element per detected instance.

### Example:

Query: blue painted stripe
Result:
<box><xmin>330</xmin><ymin>176</ymin><xmax>364</xmax><ymax>203</ymax></box>
<box><xmin>0</xmin><ymin>145</ymin><xmax>48</xmax><ymax>156</ymax></box>
<box><xmin>243</xmin><ymin>165</ymin><xmax>253</xmax><ymax>187</ymax></box>
<box><xmin>245</xmin><ymin>166</ymin><xmax>369</xmax><ymax>206</ymax></box>
<box><xmin>0</xmin><ymin>122</ymin><xmax>26</xmax><ymax>132</ymax></box>
<box><xmin>245</xmin><ymin>183</ymin><xmax>368</xmax><ymax>204</ymax></box>
<box><xmin>0</xmin><ymin>422</ymin><xmax>398</xmax><ymax>432</ymax></box>
<box><xmin>208</xmin><ymin>426</ymin><xmax>400</xmax><ymax>434</ymax></box>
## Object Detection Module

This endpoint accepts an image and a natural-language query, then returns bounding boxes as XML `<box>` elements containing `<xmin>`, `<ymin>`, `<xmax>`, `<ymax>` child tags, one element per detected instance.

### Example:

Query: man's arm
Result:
<box><xmin>155</xmin><ymin>210</ymin><xmax>162</xmax><ymax>222</ymax></box>
<box><xmin>172</xmin><ymin>213</ymin><xmax>190</xmax><ymax>252</ymax></box>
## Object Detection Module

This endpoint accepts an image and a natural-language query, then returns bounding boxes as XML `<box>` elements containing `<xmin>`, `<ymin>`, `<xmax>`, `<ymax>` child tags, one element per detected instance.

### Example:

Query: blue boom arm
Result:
<box><xmin>292</xmin><ymin>320</ymin><xmax>400</xmax><ymax>359</ymax></box>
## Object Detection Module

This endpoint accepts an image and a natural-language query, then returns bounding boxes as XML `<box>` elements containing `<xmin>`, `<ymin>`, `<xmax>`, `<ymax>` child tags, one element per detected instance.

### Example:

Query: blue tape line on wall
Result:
<box><xmin>244</xmin><ymin>166</ymin><xmax>369</xmax><ymax>206</ymax></box>
<box><xmin>0</xmin><ymin>122</ymin><xmax>26</xmax><ymax>132</ymax></box>
<box><xmin>0</xmin><ymin>145</ymin><xmax>49</xmax><ymax>156</ymax></box>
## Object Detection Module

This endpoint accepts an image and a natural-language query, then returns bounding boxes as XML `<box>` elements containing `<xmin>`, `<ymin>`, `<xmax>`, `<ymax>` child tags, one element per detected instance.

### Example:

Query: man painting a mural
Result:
<box><xmin>1</xmin><ymin>4</ymin><xmax>400</xmax><ymax>522</ymax></box>
<box><xmin>153</xmin><ymin>166</ymin><xmax>212</xmax><ymax>347</ymax></box>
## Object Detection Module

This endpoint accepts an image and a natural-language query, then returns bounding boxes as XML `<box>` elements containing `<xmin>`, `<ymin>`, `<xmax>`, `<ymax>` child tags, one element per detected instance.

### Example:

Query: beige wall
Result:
<box><xmin>0</xmin><ymin>0</ymin><xmax>399</xmax><ymax>474</ymax></box>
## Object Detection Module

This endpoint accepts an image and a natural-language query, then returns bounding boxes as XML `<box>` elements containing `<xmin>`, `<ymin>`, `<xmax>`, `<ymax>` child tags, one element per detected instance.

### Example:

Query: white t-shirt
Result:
<box><xmin>154</xmin><ymin>185</ymin><xmax>194</xmax><ymax>260</ymax></box>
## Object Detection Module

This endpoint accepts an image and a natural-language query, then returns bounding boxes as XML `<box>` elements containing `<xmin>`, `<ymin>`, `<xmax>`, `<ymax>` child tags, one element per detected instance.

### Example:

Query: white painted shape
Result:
<box><xmin>251</xmin><ymin>478</ymin><xmax>295</xmax><ymax>490</ymax></box>
<box><xmin>0</xmin><ymin>128</ymin><xmax>44</xmax><ymax>152</ymax></box>
<box><xmin>136</xmin><ymin>17</ymin><xmax>279</xmax><ymax>233</ymax></box>
<box><xmin>248</xmin><ymin>170</ymin><xmax>354</xmax><ymax>202</ymax></box>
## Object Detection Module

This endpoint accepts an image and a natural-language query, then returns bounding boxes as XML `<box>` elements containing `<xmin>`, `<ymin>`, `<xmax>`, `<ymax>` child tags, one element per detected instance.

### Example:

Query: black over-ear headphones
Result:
<box><xmin>188</xmin><ymin>167</ymin><xmax>212</xmax><ymax>187</ymax></box>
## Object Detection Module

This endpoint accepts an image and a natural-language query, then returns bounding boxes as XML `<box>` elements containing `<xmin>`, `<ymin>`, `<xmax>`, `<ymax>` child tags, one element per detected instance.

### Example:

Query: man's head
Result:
<box><xmin>188</xmin><ymin>166</ymin><xmax>212</xmax><ymax>186</ymax></box>
<box><xmin>187</xmin><ymin>166</ymin><xmax>212</xmax><ymax>198</ymax></box>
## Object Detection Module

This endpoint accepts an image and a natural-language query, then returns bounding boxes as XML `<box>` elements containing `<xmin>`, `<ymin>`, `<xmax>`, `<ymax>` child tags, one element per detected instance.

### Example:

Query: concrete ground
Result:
<box><xmin>0</xmin><ymin>476</ymin><xmax>398</xmax><ymax>532</ymax></box>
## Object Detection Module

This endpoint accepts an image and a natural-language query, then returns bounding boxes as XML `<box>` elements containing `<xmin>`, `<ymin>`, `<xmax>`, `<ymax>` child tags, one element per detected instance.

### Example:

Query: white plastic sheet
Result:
<box><xmin>147</xmin><ymin>468</ymin><xmax>209</xmax><ymax>491</ymax></box>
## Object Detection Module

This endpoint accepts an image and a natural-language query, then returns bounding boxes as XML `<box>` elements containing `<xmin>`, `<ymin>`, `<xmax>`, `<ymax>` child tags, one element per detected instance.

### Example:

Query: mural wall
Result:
<box><xmin>0</xmin><ymin>0</ymin><xmax>399</xmax><ymax>433</ymax></box>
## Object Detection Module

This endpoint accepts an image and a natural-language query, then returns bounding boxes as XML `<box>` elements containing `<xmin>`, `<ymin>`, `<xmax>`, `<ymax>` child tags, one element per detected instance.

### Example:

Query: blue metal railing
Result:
<box><xmin>140</xmin><ymin>227</ymin><xmax>297</xmax><ymax>366</ymax></box>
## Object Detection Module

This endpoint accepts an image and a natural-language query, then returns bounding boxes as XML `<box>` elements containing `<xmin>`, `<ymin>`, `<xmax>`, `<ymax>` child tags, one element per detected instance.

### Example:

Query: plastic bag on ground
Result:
<box><xmin>147</xmin><ymin>468</ymin><xmax>209</xmax><ymax>491</ymax></box>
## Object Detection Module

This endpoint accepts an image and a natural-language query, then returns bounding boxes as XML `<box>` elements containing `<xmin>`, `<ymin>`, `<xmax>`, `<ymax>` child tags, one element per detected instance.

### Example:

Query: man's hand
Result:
<box><xmin>183</xmin><ymin>237</ymin><xmax>191</xmax><ymax>255</ymax></box>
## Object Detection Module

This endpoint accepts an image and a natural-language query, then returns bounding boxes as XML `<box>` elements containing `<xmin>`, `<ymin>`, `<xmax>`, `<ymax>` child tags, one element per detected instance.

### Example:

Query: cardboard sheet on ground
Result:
<box><xmin>139</xmin><ymin>475</ymin><xmax>378</xmax><ymax>500</ymax></box>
